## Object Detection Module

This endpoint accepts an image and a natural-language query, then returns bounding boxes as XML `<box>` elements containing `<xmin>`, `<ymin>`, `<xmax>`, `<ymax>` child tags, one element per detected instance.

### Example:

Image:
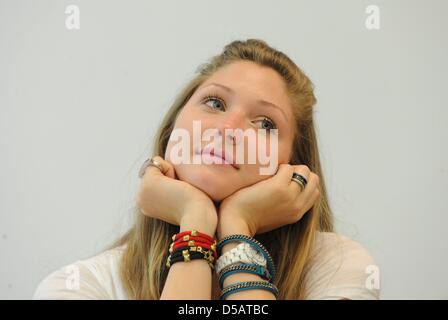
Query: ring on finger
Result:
<box><xmin>139</xmin><ymin>157</ymin><xmax>163</xmax><ymax>178</ymax></box>
<box><xmin>291</xmin><ymin>172</ymin><xmax>308</xmax><ymax>192</ymax></box>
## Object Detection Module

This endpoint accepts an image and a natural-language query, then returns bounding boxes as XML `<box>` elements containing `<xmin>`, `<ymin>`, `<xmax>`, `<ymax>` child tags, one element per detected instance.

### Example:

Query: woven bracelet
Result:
<box><xmin>220</xmin><ymin>280</ymin><xmax>279</xmax><ymax>300</ymax></box>
<box><xmin>218</xmin><ymin>263</ymin><xmax>272</xmax><ymax>289</ymax></box>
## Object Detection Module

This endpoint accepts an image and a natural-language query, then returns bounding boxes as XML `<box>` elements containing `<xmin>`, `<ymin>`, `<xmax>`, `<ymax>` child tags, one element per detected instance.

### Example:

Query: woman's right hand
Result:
<box><xmin>136</xmin><ymin>156</ymin><xmax>217</xmax><ymax>232</ymax></box>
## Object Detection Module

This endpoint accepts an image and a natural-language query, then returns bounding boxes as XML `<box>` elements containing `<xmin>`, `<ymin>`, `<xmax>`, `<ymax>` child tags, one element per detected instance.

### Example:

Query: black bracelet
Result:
<box><xmin>166</xmin><ymin>249</ymin><xmax>215</xmax><ymax>269</ymax></box>
<box><xmin>170</xmin><ymin>246</ymin><xmax>215</xmax><ymax>262</ymax></box>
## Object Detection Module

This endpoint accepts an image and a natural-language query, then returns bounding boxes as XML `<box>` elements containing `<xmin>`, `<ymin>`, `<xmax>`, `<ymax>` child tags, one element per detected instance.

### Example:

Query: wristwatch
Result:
<box><xmin>215</xmin><ymin>242</ymin><xmax>267</xmax><ymax>274</ymax></box>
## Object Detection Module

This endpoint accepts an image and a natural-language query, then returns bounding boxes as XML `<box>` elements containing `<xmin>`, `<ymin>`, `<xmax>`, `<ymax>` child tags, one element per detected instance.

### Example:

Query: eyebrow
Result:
<box><xmin>200</xmin><ymin>83</ymin><xmax>288</xmax><ymax>122</ymax></box>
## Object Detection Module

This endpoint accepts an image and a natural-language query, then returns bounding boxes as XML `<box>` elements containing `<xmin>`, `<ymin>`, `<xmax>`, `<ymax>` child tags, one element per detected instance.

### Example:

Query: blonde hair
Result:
<box><xmin>109</xmin><ymin>39</ymin><xmax>334</xmax><ymax>299</ymax></box>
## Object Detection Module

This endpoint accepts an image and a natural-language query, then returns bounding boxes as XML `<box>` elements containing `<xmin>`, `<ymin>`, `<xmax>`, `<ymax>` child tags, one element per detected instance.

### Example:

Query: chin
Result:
<box><xmin>175</xmin><ymin>164</ymin><xmax>239</xmax><ymax>202</ymax></box>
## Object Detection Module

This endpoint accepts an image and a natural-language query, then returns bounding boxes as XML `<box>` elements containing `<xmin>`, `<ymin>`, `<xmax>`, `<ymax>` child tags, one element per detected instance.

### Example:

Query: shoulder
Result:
<box><xmin>303</xmin><ymin>231</ymin><xmax>381</xmax><ymax>300</ymax></box>
<box><xmin>33</xmin><ymin>245</ymin><xmax>127</xmax><ymax>300</ymax></box>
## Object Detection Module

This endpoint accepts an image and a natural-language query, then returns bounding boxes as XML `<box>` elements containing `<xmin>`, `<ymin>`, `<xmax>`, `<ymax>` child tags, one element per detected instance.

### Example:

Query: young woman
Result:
<box><xmin>33</xmin><ymin>39</ymin><xmax>380</xmax><ymax>300</ymax></box>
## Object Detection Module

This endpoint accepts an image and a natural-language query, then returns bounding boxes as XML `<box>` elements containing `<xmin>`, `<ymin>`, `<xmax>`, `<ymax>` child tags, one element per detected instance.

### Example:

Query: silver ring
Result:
<box><xmin>291</xmin><ymin>172</ymin><xmax>307</xmax><ymax>191</ymax></box>
<box><xmin>138</xmin><ymin>157</ymin><xmax>163</xmax><ymax>178</ymax></box>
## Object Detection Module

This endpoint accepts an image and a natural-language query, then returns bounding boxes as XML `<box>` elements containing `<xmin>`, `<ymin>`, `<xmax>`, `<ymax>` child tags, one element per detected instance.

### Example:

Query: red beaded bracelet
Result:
<box><xmin>171</xmin><ymin>240</ymin><xmax>215</xmax><ymax>251</ymax></box>
<box><xmin>172</xmin><ymin>230</ymin><xmax>215</xmax><ymax>243</ymax></box>
<box><xmin>172</xmin><ymin>237</ymin><xmax>216</xmax><ymax>248</ymax></box>
<box><xmin>173</xmin><ymin>236</ymin><xmax>216</xmax><ymax>246</ymax></box>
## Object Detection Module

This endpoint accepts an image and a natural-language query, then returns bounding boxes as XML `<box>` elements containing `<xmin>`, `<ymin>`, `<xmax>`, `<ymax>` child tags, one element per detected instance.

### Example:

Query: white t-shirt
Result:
<box><xmin>32</xmin><ymin>231</ymin><xmax>380</xmax><ymax>300</ymax></box>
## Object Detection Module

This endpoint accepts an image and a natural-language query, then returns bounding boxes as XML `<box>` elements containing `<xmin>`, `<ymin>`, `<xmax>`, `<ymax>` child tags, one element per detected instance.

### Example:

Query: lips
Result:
<box><xmin>201</xmin><ymin>145</ymin><xmax>239</xmax><ymax>169</ymax></box>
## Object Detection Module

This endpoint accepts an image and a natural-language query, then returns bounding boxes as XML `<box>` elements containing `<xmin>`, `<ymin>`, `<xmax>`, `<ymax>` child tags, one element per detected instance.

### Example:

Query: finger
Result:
<box><xmin>291</xmin><ymin>188</ymin><xmax>320</xmax><ymax>222</ymax></box>
<box><xmin>300</xmin><ymin>188</ymin><xmax>321</xmax><ymax>217</ymax></box>
<box><xmin>288</xmin><ymin>165</ymin><xmax>311</xmax><ymax>194</ymax></box>
<box><xmin>140</xmin><ymin>156</ymin><xmax>176</xmax><ymax>179</ymax></box>
<box><xmin>295</xmin><ymin>172</ymin><xmax>320</xmax><ymax>213</ymax></box>
<box><xmin>273</xmin><ymin>163</ymin><xmax>295</xmax><ymax>185</ymax></box>
<box><xmin>153</xmin><ymin>156</ymin><xmax>177</xmax><ymax>179</ymax></box>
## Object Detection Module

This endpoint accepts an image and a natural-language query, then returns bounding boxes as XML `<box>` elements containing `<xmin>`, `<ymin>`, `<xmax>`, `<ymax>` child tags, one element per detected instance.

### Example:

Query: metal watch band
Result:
<box><xmin>215</xmin><ymin>242</ymin><xmax>267</xmax><ymax>274</ymax></box>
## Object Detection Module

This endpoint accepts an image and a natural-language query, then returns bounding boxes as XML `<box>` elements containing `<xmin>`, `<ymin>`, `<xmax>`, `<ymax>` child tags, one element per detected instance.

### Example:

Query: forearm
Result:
<box><xmin>160</xmin><ymin>212</ymin><xmax>217</xmax><ymax>300</ymax></box>
<box><xmin>218</xmin><ymin>222</ymin><xmax>276</xmax><ymax>300</ymax></box>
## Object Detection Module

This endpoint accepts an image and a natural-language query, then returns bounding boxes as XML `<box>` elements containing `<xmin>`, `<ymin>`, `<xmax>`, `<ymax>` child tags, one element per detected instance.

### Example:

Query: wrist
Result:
<box><xmin>180</xmin><ymin>210</ymin><xmax>217</xmax><ymax>237</ymax></box>
<box><xmin>217</xmin><ymin>217</ymin><xmax>253</xmax><ymax>241</ymax></box>
<box><xmin>217</xmin><ymin>222</ymin><xmax>254</xmax><ymax>256</ymax></box>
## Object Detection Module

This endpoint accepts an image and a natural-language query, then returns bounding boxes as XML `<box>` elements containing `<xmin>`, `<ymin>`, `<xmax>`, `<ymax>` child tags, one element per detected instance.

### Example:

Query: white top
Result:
<box><xmin>32</xmin><ymin>231</ymin><xmax>381</xmax><ymax>300</ymax></box>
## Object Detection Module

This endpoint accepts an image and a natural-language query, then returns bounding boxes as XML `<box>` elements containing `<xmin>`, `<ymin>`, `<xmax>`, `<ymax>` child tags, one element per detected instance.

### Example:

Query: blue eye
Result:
<box><xmin>256</xmin><ymin>117</ymin><xmax>277</xmax><ymax>131</ymax></box>
<box><xmin>203</xmin><ymin>95</ymin><xmax>225</xmax><ymax>111</ymax></box>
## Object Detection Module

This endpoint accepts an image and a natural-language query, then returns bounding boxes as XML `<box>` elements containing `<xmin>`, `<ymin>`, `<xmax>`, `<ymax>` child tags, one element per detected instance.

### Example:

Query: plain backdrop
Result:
<box><xmin>1</xmin><ymin>0</ymin><xmax>447</xmax><ymax>299</ymax></box>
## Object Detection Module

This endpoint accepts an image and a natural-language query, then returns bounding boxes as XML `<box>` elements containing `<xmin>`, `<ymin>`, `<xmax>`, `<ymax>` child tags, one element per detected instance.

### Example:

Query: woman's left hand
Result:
<box><xmin>217</xmin><ymin>164</ymin><xmax>321</xmax><ymax>239</ymax></box>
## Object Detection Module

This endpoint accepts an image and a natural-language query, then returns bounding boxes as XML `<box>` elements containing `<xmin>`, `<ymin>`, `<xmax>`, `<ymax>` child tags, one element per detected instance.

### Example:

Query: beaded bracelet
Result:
<box><xmin>217</xmin><ymin>235</ymin><xmax>276</xmax><ymax>281</ymax></box>
<box><xmin>173</xmin><ymin>235</ymin><xmax>216</xmax><ymax>245</ymax></box>
<box><xmin>167</xmin><ymin>253</ymin><xmax>215</xmax><ymax>270</ymax></box>
<box><xmin>172</xmin><ymin>238</ymin><xmax>217</xmax><ymax>248</ymax></box>
<box><xmin>170</xmin><ymin>241</ymin><xmax>217</xmax><ymax>260</ymax></box>
<box><xmin>167</xmin><ymin>230</ymin><xmax>217</xmax><ymax>268</ymax></box>
<box><xmin>219</xmin><ymin>280</ymin><xmax>279</xmax><ymax>300</ymax></box>
<box><xmin>218</xmin><ymin>263</ymin><xmax>272</xmax><ymax>289</ymax></box>
<box><xmin>166</xmin><ymin>248</ymin><xmax>215</xmax><ymax>270</ymax></box>
<box><xmin>172</xmin><ymin>230</ymin><xmax>215</xmax><ymax>243</ymax></box>
<box><xmin>170</xmin><ymin>246</ymin><xmax>216</xmax><ymax>263</ymax></box>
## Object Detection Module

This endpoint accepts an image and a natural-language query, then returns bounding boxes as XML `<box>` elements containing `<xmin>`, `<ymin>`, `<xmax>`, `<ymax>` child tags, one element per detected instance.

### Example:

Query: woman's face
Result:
<box><xmin>165</xmin><ymin>60</ymin><xmax>296</xmax><ymax>202</ymax></box>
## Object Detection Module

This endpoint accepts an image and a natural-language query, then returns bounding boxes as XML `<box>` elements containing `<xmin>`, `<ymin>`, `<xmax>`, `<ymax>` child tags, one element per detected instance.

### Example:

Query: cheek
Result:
<box><xmin>240</xmin><ymin>134</ymin><xmax>290</xmax><ymax>181</ymax></box>
<box><xmin>262</xmin><ymin>132</ymin><xmax>292</xmax><ymax>163</ymax></box>
<box><xmin>251</xmin><ymin>133</ymin><xmax>290</xmax><ymax>164</ymax></box>
<box><xmin>163</xmin><ymin>109</ymin><xmax>197</xmax><ymax>162</ymax></box>
<box><xmin>277</xmin><ymin>140</ymin><xmax>292</xmax><ymax>164</ymax></box>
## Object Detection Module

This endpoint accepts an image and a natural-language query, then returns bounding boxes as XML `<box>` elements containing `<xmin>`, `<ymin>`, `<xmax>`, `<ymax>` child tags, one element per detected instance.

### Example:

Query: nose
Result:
<box><xmin>215</xmin><ymin>110</ymin><xmax>246</xmax><ymax>145</ymax></box>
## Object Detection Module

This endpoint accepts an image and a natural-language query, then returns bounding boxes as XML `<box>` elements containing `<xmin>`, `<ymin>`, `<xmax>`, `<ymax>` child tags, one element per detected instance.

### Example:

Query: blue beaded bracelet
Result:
<box><xmin>219</xmin><ymin>280</ymin><xmax>279</xmax><ymax>300</ymax></box>
<box><xmin>217</xmin><ymin>235</ymin><xmax>276</xmax><ymax>281</ymax></box>
<box><xmin>218</xmin><ymin>263</ymin><xmax>272</xmax><ymax>289</ymax></box>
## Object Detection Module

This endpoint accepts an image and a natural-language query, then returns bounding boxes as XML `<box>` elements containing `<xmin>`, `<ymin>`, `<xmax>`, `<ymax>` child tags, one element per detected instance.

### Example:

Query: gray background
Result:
<box><xmin>1</xmin><ymin>0</ymin><xmax>447</xmax><ymax>299</ymax></box>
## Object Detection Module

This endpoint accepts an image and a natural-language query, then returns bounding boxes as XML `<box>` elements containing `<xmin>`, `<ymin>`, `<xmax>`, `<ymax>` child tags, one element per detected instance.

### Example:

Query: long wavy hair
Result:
<box><xmin>108</xmin><ymin>39</ymin><xmax>334</xmax><ymax>299</ymax></box>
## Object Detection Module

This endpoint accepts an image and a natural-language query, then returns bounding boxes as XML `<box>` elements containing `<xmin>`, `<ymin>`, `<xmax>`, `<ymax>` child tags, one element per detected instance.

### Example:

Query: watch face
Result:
<box><xmin>252</xmin><ymin>254</ymin><xmax>266</xmax><ymax>265</ymax></box>
<box><xmin>247</xmin><ymin>244</ymin><xmax>266</xmax><ymax>265</ymax></box>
